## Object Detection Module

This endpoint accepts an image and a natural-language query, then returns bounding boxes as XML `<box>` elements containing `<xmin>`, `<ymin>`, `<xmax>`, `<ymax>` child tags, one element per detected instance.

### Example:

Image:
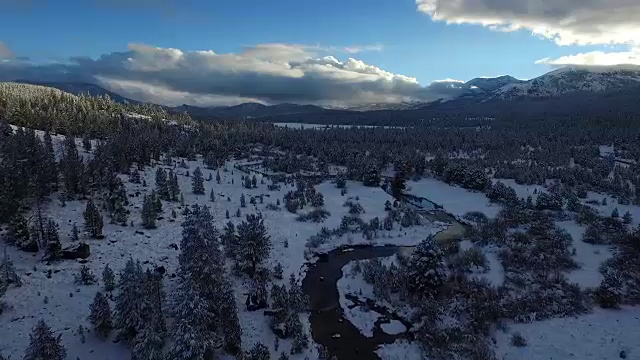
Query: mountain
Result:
<box><xmin>174</xmin><ymin>102</ymin><xmax>330</xmax><ymax>119</ymax></box>
<box><xmin>490</xmin><ymin>66</ymin><xmax>640</xmax><ymax>100</ymax></box>
<box><xmin>14</xmin><ymin>80</ymin><xmax>139</xmax><ymax>104</ymax></box>
<box><xmin>465</xmin><ymin>75</ymin><xmax>524</xmax><ymax>93</ymax></box>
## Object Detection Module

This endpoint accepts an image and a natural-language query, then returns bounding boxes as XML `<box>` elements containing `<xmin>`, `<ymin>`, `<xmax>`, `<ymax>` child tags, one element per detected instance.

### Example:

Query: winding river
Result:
<box><xmin>302</xmin><ymin>210</ymin><xmax>467</xmax><ymax>360</ymax></box>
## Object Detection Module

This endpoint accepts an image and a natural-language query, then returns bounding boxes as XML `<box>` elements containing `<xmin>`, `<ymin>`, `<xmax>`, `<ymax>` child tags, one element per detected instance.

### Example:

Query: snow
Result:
<box><xmin>483</xmin><ymin>247</ymin><xmax>505</xmax><ymax>287</ymax></box>
<box><xmin>557</xmin><ymin>220</ymin><xmax>612</xmax><ymax>288</ymax></box>
<box><xmin>406</xmin><ymin>177</ymin><xmax>501</xmax><ymax>219</ymax></box>
<box><xmin>581</xmin><ymin>192</ymin><xmax>640</xmax><ymax>227</ymax></box>
<box><xmin>491</xmin><ymin>178</ymin><xmax>546</xmax><ymax>201</ymax></box>
<box><xmin>495</xmin><ymin>307</ymin><xmax>640</xmax><ymax>360</ymax></box>
<box><xmin>380</xmin><ymin>320</ymin><xmax>406</xmax><ymax>335</ymax></box>
<box><xmin>375</xmin><ymin>340</ymin><xmax>424</xmax><ymax>360</ymax></box>
<box><xmin>273</xmin><ymin>122</ymin><xmax>406</xmax><ymax>130</ymax></box>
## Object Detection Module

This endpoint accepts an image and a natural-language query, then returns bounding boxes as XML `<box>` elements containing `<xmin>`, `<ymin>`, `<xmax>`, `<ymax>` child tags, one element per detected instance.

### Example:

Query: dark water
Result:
<box><xmin>302</xmin><ymin>245</ymin><xmax>413</xmax><ymax>360</ymax></box>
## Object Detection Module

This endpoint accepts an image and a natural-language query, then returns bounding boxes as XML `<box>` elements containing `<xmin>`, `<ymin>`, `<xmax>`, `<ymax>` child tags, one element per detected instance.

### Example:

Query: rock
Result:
<box><xmin>62</xmin><ymin>243</ymin><xmax>90</xmax><ymax>260</ymax></box>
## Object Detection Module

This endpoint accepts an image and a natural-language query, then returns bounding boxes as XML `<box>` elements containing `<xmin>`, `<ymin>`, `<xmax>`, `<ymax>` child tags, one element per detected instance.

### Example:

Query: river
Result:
<box><xmin>302</xmin><ymin>210</ymin><xmax>467</xmax><ymax>359</ymax></box>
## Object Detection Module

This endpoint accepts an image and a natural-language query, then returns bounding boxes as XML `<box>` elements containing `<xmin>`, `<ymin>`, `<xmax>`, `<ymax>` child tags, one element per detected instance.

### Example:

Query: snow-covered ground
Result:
<box><xmin>380</xmin><ymin>320</ymin><xmax>406</xmax><ymax>335</ymax></box>
<box><xmin>581</xmin><ymin>192</ymin><xmax>640</xmax><ymax>227</ymax></box>
<box><xmin>558</xmin><ymin>220</ymin><xmax>613</xmax><ymax>288</ymax></box>
<box><xmin>375</xmin><ymin>340</ymin><xmax>423</xmax><ymax>360</ymax></box>
<box><xmin>273</xmin><ymin>122</ymin><xmax>407</xmax><ymax>130</ymax></box>
<box><xmin>495</xmin><ymin>307</ymin><xmax>640</xmax><ymax>360</ymax></box>
<box><xmin>491</xmin><ymin>178</ymin><xmax>546</xmax><ymax>201</ymax></box>
<box><xmin>406</xmin><ymin>177</ymin><xmax>501</xmax><ymax>219</ymax></box>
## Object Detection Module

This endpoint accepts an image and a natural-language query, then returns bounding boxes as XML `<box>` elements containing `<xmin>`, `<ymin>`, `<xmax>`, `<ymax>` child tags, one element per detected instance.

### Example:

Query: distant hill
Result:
<box><xmin>14</xmin><ymin>81</ymin><xmax>140</xmax><ymax>104</ymax></box>
<box><xmin>173</xmin><ymin>102</ymin><xmax>331</xmax><ymax>120</ymax></box>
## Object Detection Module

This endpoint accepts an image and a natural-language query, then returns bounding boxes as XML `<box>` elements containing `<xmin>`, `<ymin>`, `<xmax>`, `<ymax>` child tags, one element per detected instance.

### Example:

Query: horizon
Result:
<box><xmin>1</xmin><ymin>0</ymin><xmax>639</xmax><ymax>106</ymax></box>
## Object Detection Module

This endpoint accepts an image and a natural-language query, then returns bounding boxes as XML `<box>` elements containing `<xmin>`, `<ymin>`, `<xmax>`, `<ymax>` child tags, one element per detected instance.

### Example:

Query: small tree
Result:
<box><xmin>622</xmin><ymin>211</ymin><xmax>633</xmax><ymax>224</ymax></box>
<box><xmin>192</xmin><ymin>167</ymin><xmax>205</xmax><ymax>194</ymax></box>
<box><xmin>89</xmin><ymin>291</ymin><xmax>113</xmax><ymax>337</ymax></box>
<box><xmin>241</xmin><ymin>194</ymin><xmax>247</xmax><ymax>208</ymax></box>
<box><xmin>249</xmin><ymin>342</ymin><xmax>270</xmax><ymax>360</ymax></box>
<box><xmin>404</xmin><ymin>236</ymin><xmax>446</xmax><ymax>299</ymax></box>
<box><xmin>141</xmin><ymin>195</ymin><xmax>157</xmax><ymax>229</ymax></box>
<box><xmin>236</xmin><ymin>214</ymin><xmax>272</xmax><ymax>276</ymax></box>
<box><xmin>612</xmin><ymin>207</ymin><xmax>620</xmax><ymax>218</ymax></box>
<box><xmin>103</xmin><ymin>264</ymin><xmax>116</xmax><ymax>292</ymax></box>
<box><xmin>23</xmin><ymin>320</ymin><xmax>67</xmax><ymax>360</ymax></box>
<box><xmin>75</xmin><ymin>265</ymin><xmax>97</xmax><ymax>285</ymax></box>
<box><xmin>70</xmin><ymin>223</ymin><xmax>80</xmax><ymax>242</ymax></box>
<box><xmin>83</xmin><ymin>199</ymin><xmax>104</xmax><ymax>238</ymax></box>
<box><xmin>210</xmin><ymin>188</ymin><xmax>216</xmax><ymax>202</ymax></box>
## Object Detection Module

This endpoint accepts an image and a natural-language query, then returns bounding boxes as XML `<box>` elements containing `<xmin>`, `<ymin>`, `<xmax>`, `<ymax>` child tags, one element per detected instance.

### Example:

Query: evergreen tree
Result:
<box><xmin>103</xmin><ymin>264</ymin><xmax>116</xmax><ymax>292</ymax></box>
<box><xmin>141</xmin><ymin>195</ymin><xmax>157</xmax><ymax>229</ymax></box>
<box><xmin>249</xmin><ymin>343</ymin><xmax>270</xmax><ymax>360</ymax></box>
<box><xmin>251</xmin><ymin>175</ymin><xmax>257</xmax><ymax>188</ymax></box>
<box><xmin>404</xmin><ymin>236</ymin><xmax>446</xmax><ymax>299</ymax></box>
<box><xmin>362</xmin><ymin>165</ymin><xmax>380</xmax><ymax>187</ymax></box>
<box><xmin>311</xmin><ymin>193</ymin><xmax>324</xmax><ymax>207</ymax></box>
<box><xmin>70</xmin><ymin>222</ymin><xmax>80</xmax><ymax>242</ymax></box>
<box><xmin>108</xmin><ymin>176</ymin><xmax>129</xmax><ymax>225</ymax></box>
<box><xmin>83</xmin><ymin>199</ymin><xmax>104</xmax><ymax>238</ymax></box>
<box><xmin>168</xmin><ymin>170</ymin><xmax>180</xmax><ymax>201</ymax></box>
<box><xmin>23</xmin><ymin>320</ymin><xmax>67</xmax><ymax>360</ymax></box>
<box><xmin>216</xmin><ymin>171</ymin><xmax>221</xmax><ymax>184</ymax></box>
<box><xmin>222</xmin><ymin>222</ymin><xmax>237</xmax><ymax>259</ymax></box>
<box><xmin>336</xmin><ymin>173</ymin><xmax>346</xmax><ymax>189</ymax></box>
<box><xmin>0</xmin><ymin>250</ymin><xmax>22</xmax><ymax>287</ymax></box>
<box><xmin>89</xmin><ymin>291</ymin><xmax>113</xmax><ymax>337</ymax></box>
<box><xmin>241</xmin><ymin>193</ymin><xmax>247</xmax><ymax>208</ymax></box>
<box><xmin>623</xmin><ymin>211</ymin><xmax>633</xmax><ymax>224</ymax></box>
<box><xmin>210</xmin><ymin>188</ymin><xmax>216</xmax><ymax>202</ymax></box>
<box><xmin>131</xmin><ymin>317</ymin><xmax>165</xmax><ymax>360</ymax></box>
<box><xmin>75</xmin><ymin>265</ymin><xmax>97</xmax><ymax>285</ymax></box>
<box><xmin>221</xmin><ymin>278</ymin><xmax>242</xmax><ymax>354</ymax></box>
<box><xmin>192</xmin><ymin>167</ymin><xmax>205</xmax><ymax>194</ymax></box>
<box><xmin>61</xmin><ymin>135</ymin><xmax>85</xmax><ymax>198</ymax></box>
<box><xmin>130</xmin><ymin>169</ymin><xmax>141</xmax><ymax>184</ymax></box>
<box><xmin>114</xmin><ymin>259</ymin><xmax>146</xmax><ymax>344</ymax></box>
<box><xmin>155</xmin><ymin>168</ymin><xmax>169</xmax><ymax>200</ymax></box>
<box><xmin>226</xmin><ymin>209</ymin><xmax>230</xmax><ymax>219</ymax></box>
<box><xmin>44</xmin><ymin>219</ymin><xmax>62</xmax><ymax>260</ymax></box>
<box><xmin>236</xmin><ymin>208</ymin><xmax>242</xmax><ymax>218</ymax></box>
<box><xmin>9</xmin><ymin>213</ymin><xmax>30</xmax><ymax>247</ymax></box>
<box><xmin>612</xmin><ymin>207</ymin><xmax>620</xmax><ymax>218</ymax></box>
<box><xmin>236</xmin><ymin>214</ymin><xmax>272</xmax><ymax>276</ymax></box>
<box><xmin>390</xmin><ymin>170</ymin><xmax>406</xmax><ymax>199</ymax></box>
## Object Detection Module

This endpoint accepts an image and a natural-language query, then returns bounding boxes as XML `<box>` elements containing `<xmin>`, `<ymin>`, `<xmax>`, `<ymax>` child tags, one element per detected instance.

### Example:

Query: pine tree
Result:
<box><xmin>390</xmin><ymin>170</ymin><xmax>406</xmax><ymax>199</ymax></box>
<box><xmin>108</xmin><ymin>177</ymin><xmax>129</xmax><ymax>225</ymax></box>
<box><xmin>70</xmin><ymin>222</ymin><xmax>80</xmax><ymax>242</ymax></box>
<box><xmin>103</xmin><ymin>264</ymin><xmax>116</xmax><ymax>292</ymax></box>
<box><xmin>404</xmin><ymin>236</ymin><xmax>446</xmax><ymax>298</ymax></box>
<box><xmin>155</xmin><ymin>168</ymin><xmax>169</xmax><ymax>200</ymax></box>
<box><xmin>44</xmin><ymin>219</ymin><xmax>62</xmax><ymax>260</ymax></box>
<box><xmin>362</xmin><ymin>165</ymin><xmax>380</xmax><ymax>187</ymax></box>
<box><xmin>10</xmin><ymin>213</ymin><xmax>30</xmax><ymax>247</ymax></box>
<box><xmin>623</xmin><ymin>211</ymin><xmax>633</xmax><ymax>224</ymax></box>
<box><xmin>236</xmin><ymin>214</ymin><xmax>272</xmax><ymax>276</ymax></box>
<box><xmin>251</xmin><ymin>175</ymin><xmax>257</xmax><ymax>188</ymax></box>
<box><xmin>311</xmin><ymin>193</ymin><xmax>324</xmax><ymax>207</ymax></box>
<box><xmin>75</xmin><ymin>265</ymin><xmax>97</xmax><ymax>285</ymax></box>
<box><xmin>61</xmin><ymin>135</ymin><xmax>85</xmax><ymax>198</ymax></box>
<box><xmin>130</xmin><ymin>169</ymin><xmax>141</xmax><ymax>184</ymax></box>
<box><xmin>612</xmin><ymin>207</ymin><xmax>620</xmax><ymax>218</ymax></box>
<box><xmin>192</xmin><ymin>167</ymin><xmax>205</xmax><ymax>194</ymax></box>
<box><xmin>222</xmin><ymin>222</ymin><xmax>237</xmax><ymax>259</ymax></box>
<box><xmin>166</xmin><ymin>282</ymin><xmax>212</xmax><ymax>360</ymax></box>
<box><xmin>216</xmin><ymin>171</ymin><xmax>221</xmax><ymax>184</ymax></box>
<box><xmin>168</xmin><ymin>170</ymin><xmax>180</xmax><ymax>201</ymax></box>
<box><xmin>226</xmin><ymin>209</ymin><xmax>230</xmax><ymax>219</ymax></box>
<box><xmin>141</xmin><ymin>195</ymin><xmax>157</xmax><ymax>229</ymax></box>
<box><xmin>336</xmin><ymin>173</ymin><xmax>346</xmax><ymax>189</ymax></box>
<box><xmin>131</xmin><ymin>317</ymin><xmax>165</xmax><ymax>360</ymax></box>
<box><xmin>89</xmin><ymin>291</ymin><xmax>113</xmax><ymax>337</ymax></box>
<box><xmin>236</xmin><ymin>208</ymin><xmax>242</xmax><ymax>218</ymax></box>
<box><xmin>221</xmin><ymin>278</ymin><xmax>242</xmax><ymax>354</ymax></box>
<box><xmin>114</xmin><ymin>259</ymin><xmax>146</xmax><ymax>344</ymax></box>
<box><xmin>23</xmin><ymin>320</ymin><xmax>67</xmax><ymax>360</ymax></box>
<box><xmin>1</xmin><ymin>249</ymin><xmax>22</xmax><ymax>287</ymax></box>
<box><xmin>249</xmin><ymin>343</ymin><xmax>270</xmax><ymax>360</ymax></box>
<box><xmin>83</xmin><ymin>199</ymin><xmax>104</xmax><ymax>238</ymax></box>
<box><xmin>210</xmin><ymin>188</ymin><xmax>216</xmax><ymax>202</ymax></box>
<box><xmin>241</xmin><ymin>193</ymin><xmax>247</xmax><ymax>207</ymax></box>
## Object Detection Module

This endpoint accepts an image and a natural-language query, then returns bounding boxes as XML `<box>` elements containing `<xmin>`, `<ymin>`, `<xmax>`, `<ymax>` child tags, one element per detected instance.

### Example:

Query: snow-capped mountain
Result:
<box><xmin>465</xmin><ymin>75</ymin><xmax>524</xmax><ymax>93</ymax></box>
<box><xmin>491</xmin><ymin>65</ymin><xmax>640</xmax><ymax>100</ymax></box>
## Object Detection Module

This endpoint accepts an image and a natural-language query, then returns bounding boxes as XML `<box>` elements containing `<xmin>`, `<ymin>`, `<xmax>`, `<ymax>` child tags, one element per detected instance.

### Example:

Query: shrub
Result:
<box><xmin>511</xmin><ymin>332</ymin><xmax>527</xmax><ymax>347</ymax></box>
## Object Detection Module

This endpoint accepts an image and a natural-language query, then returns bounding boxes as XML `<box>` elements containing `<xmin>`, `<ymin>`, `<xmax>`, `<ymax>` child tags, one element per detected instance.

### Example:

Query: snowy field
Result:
<box><xmin>558</xmin><ymin>220</ymin><xmax>613</xmax><ymax>288</ymax></box>
<box><xmin>375</xmin><ymin>340</ymin><xmax>423</xmax><ymax>360</ymax></box>
<box><xmin>273</xmin><ymin>122</ymin><xmax>406</xmax><ymax>130</ymax></box>
<box><xmin>495</xmin><ymin>307</ymin><xmax>640</xmax><ymax>360</ymax></box>
<box><xmin>490</xmin><ymin>178</ymin><xmax>546</xmax><ymax>201</ymax></box>
<box><xmin>406</xmin><ymin>177</ymin><xmax>501</xmax><ymax>219</ymax></box>
<box><xmin>581</xmin><ymin>192</ymin><xmax>640</xmax><ymax>227</ymax></box>
<box><xmin>0</xmin><ymin>140</ymin><xmax>445</xmax><ymax>358</ymax></box>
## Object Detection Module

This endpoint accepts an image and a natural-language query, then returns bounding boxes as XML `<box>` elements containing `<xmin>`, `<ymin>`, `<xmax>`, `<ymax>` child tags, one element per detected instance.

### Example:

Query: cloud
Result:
<box><xmin>536</xmin><ymin>47</ymin><xmax>640</xmax><ymax>66</ymax></box>
<box><xmin>0</xmin><ymin>43</ymin><xmax>474</xmax><ymax>106</ymax></box>
<box><xmin>342</xmin><ymin>44</ymin><xmax>384</xmax><ymax>54</ymax></box>
<box><xmin>0</xmin><ymin>41</ymin><xmax>13</xmax><ymax>59</ymax></box>
<box><xmin>416</xmin><ymin>0</ymin><xmax>640</xmax><ymax>46</ymax></box>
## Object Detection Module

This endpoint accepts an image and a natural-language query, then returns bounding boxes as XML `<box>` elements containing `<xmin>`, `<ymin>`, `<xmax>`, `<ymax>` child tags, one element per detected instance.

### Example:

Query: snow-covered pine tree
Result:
<box><xmin>44</xmin><ymin>219</ymin><xmax>62</xmax><ymax>260</ymax></box>
<box><xmin>236</xmin><ymin>208</ymin><xmax>242</xmax><ymax>218</ymax></box>
<box><xmin>311</xmin><ymin>192</ymin><xmax>324</xmax><ymax>207</ymax></box>
<box><xmin>155</xmin><ymin>167</ymin><xmax>169</xmax><ymax>200</ymax></box>
<box><xmin>210</xmin><ymin>188</ymin><xmax>216</xmax><ymax>202</ymax></box>
<box><xmin>220</xmin><ymin>278</ymin><xmax>242</xmax><ymax>354</ymax></box>
<box><xmin>249</xmin><ymin>343</ymin><xmax>270</xmax><ymax>360</ymax></box>
<box><xmin>166</xmin><ymin>281</ymin><xmax>213</xmax><ymax>360</ymax></box>
<box><xmin>236</xmin><ymin>214</ymin><xmax>271</xmax><ymax>276</ymax></box>
<box><xmin>240</xmin><ymin>193</ymin><xmax>247</xmax><ymax>208</ymax></box>
<box><xmin>89</xmin><ymin>291</ymin><xmax>113</xmax><ymax>337</ymax></box>
<box><xmin>23</xmin><ymin>320</ymin><xmax>67</xmax><ymax>360</ymax></box>
<box><xmin>70</xmin><ymin>222</ymin><xmax>80</xmax><ymax>242</ymax></box>
<box><xmin>336</xmin><ymin>173</ymin><xmax>346</xmax><ymax>189</ymax></box>
<box><xmin>107</xmin><ymin>176</ymin><xmax>129</xmax><ymax>225</ymax></box>
<box><xmin>114</xmin><ymin>258</ymin><xmax>146</xmax><ymax>344</ymax></box>
<box><xmin>623</xmin><ymin>211</ymin><xmax>633</xmax><ymax>224</ymax></box>
<box><xmin>216</xmin><ymin>171</ymin><xmax>221</xmax><ymax>184</ymax></box>
<box><xmin>141</xmin><ymin>195</ymin><xmax>157</xmax><ymax>229</ymax></box>
<box><xmin>131</xmin><ymin>316</ymin><xmax>165</xmax><ymax>360</ymax></box>
<box><xmin>1</xmin><ymin>248</ymin><xmax>22</xmax><ymax>287</ymax></box>
<box><xmin>75</xmin><ymin>265</ymin><xmax>97</xmax><ymax>285</ymax></box>
<box><xmin>9</xmin><ymin>213</ymin><xmax>30</xmax><ymax>247</ymax></box>
<box><xmin>192</xmin><ymin>167</ymin><xmax>205</xmax><ymax>194</ymax></box>
<box><xmin>168</xmin><ymin>169</ymin><xmax>180</xmax><ymax>201</ymax></box>
<box><xmin>404</xmin><ymin>236</ymin><xmax>446</xmax><ymax>299</ymax></box>
<box><xmin>362</xmin><ymin>165</ymin><xmax>380</xmax><ymax>187</ymax></box>
<box><xmin>61</xmin><ymin>135</ymin><xmax>85</xmax><ymax>198</ymax></box>
<box><xmin>103</xmin><ymin>264</ymin><xmax>116</xmax><ymax>292</ymax></box>
<box><xmin>612</xmin><ymin>207</ymin><xmax>620</xmax><ymax>218</ymax></box>
<box><xmin>83</xmin><ymin>199</ymin><xmax>104</xmax><ymax>238</ymax></box>
<box><xmin>222</xmin><ymin>221</ymin><xmax>237</xmax><ymax>259</ymax></box>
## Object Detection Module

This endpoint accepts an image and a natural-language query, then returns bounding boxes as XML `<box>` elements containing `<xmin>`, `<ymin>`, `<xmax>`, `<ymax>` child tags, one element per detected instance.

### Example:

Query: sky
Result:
<box><xmin>0</xmin><ymin>0</ymin><xmax>639</xmax><ymax>106</ymax></box>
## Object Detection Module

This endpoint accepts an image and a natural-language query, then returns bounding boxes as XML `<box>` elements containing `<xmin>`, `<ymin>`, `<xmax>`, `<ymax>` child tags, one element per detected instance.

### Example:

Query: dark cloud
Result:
<box><xmin>0</xmin><ymin>43</ymin><xmax>475</xmax><ymax>106</ymax></box>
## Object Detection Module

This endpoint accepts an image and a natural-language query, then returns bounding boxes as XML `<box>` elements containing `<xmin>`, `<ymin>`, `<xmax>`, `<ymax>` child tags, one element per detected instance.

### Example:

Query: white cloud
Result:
<box><xmin>416</xmin><ymin>0</ymin><xmax>640</xmax><ymax>46</ymax></box>
<box><xmin>343</xmin><ymin>44</ymin><xmax>384</xmax><ymax>54</ymax></box>
<box><xmin>536</xmin><ymin>48</ymin><xmax>640</xmax><ymax>66</ymax></box>
<box><xmin>1</xmin><ymin>43</ymin><xmax>474</xmax><ymax>106</ymax></box>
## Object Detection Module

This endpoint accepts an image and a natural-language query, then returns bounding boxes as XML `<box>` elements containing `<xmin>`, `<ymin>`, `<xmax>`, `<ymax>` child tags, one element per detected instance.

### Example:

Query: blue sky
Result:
<box><xmin>0</xmin><ymin>0</ymin><xmax>637</xmax><ymax>106</ymax></box>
